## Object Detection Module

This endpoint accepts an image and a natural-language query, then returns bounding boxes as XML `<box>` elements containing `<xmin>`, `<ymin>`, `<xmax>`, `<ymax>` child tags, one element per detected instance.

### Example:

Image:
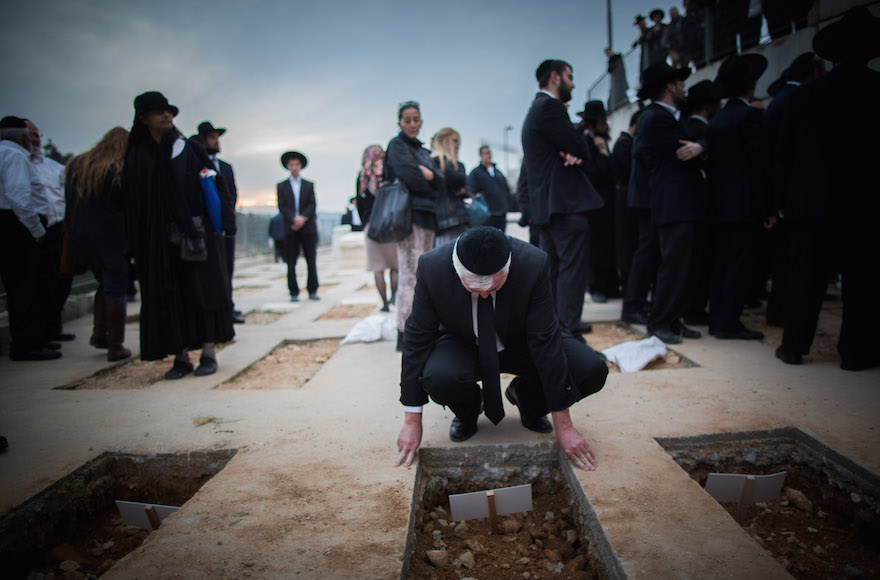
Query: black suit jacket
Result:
<box><xmin>400</xmin><ymin>238</ymin><xmax>581</xmax><ymax>412</ymax></box>
<box><xmin>467</xmin><ymin>164</ymin><xmax>511</xmax><ymax>214</ymax></box>
<box><xmin>216</xmin><ymin>158</ymin><xmax>237</xmax><ymax>235</ymax></box>
<box><xmin>631</xmin><ymin>102</ymin><xmax>707</xmax><ymax>225</ymax></box>
<box><xmin>610</xmin><ymin>131</ymin><xmax>633</xmax><ymax>190</ymax></box>
<box><xmin>706</xmin><ymin>98</ymin><xmax>767</xmax><ymax>223</ymax></box>
<box><xmin>521</xmin><ymin>92</ymin><xmax>603</xmax><ymax>226</ymax></box>
<box><xmin>277</xmin><ymin>177</ymin><xmax>317</xmax><ymax>237</ymax></box>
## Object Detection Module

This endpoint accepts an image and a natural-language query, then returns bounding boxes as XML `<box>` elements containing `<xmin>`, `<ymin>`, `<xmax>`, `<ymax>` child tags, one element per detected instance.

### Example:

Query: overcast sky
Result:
<box><xmin>2</xmin><ymin>0</ymin><xmax>671</xmax><ymax>213</ymax></box>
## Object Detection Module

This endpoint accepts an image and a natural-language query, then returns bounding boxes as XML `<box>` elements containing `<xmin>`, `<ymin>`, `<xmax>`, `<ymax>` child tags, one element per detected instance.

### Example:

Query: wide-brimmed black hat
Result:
<box><xmin>456</xmin><ymin>226</ymin><xmax>511</xmax><ymax>276</ymax></box>
<box><xmin>812</xmin><ymin>5</ymin><xmax>880</xmax><ymax>63</ymax></box>
<box><xmin>634</xmin><ymin>14</ymin><xmax>646</xmax><ymax>24</ymax></box>
<box><xmin>715</xmin><ymin>53</ymin><xmax>768</xmax><ymax>97</ymax></box>
<box><xmin>637</xmin><ymin>63</ymin><xmax>691</xmax><ymax>100</ymax></box>
<box><xmin>280</xmin><ymin>151</ymin><xmax>308</xmax><ymax>169</ymax></box>
<box><xmin>133</xmin><ymin>91</ymin><xmax>178</xmax><ymax>119</ymax></box>
<box><xmin>686</xmin><ymin>80</ymin><xmax>723</xmax><ymax>107</ymax></box>
<box><xmin>577</xmin><ymin>100</ymin><xmax>607</xmax><ymax>121</ymax></box>
<box><xmin>197</xmin><ymin>121</ymin><xmax>226</xmax><ymax>137</ymax></box>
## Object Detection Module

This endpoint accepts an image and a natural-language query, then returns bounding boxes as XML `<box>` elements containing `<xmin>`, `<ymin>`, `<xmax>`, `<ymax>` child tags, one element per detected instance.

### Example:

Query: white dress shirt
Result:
<box><xmin>30</xmin><ymin>155</ymin><xmax>65</xmax><ymax>227</ymax></box>
<box><xmin>289</xmin><ymin>175</ymin><xmax>302</xmax><ymax>216</ymax></box>
<box><xmin>0</xmin><ymin>140</ymin><xmax>46</xmax><ymax>238</ymax></box>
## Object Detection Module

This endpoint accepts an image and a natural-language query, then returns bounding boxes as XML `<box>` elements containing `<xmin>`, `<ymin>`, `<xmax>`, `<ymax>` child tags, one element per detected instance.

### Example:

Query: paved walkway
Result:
<box><xmin>1</xmin><ymin>226</ymin><xmax>877</xmax><ymax>578</ymax></box>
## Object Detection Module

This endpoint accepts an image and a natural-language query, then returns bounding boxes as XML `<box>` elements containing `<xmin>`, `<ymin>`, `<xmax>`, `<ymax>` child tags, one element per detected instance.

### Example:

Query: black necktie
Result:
<box><xmin>478</xmin><ymin>296</ymin><xmax>504</xmax><ymax>425</ymax></box>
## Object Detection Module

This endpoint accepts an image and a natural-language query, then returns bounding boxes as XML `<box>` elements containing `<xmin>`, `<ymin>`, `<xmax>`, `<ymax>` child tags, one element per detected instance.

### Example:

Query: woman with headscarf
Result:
<box><xmin>122</xmin><ymin>91</ymin><xmax>235</xmax><ymax>379</ymax></box>
<box><xmin>430</xmin><ymin>127</ymin><xmax>469</xmax><ymax>247</ymax></box>
<box><xmin>356</xmin><ymin>144</ymin><xmax>398</xmax><ymax>312</ymax></box>
<box><xmin>383</xmin><ymin>101</ymin><xmax>445</xmax><ymax>349</ymax></box>
<box><xmin>65</xmin><ymin>127</ymin><xmax>132</xmax><ymax>361</ymax></box>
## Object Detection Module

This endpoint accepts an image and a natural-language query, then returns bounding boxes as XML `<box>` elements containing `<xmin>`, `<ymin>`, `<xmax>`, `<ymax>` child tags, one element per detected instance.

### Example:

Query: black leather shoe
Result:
<box><xmin>672</xmin><ymin>320</ymin><xmax>701</xmax><ymax>339</ymax></box>
<box><xmin>290</xmin><ymin>295</ymin><xmax>299</xmax><ymax>302</ymax></box>
<box><xmin>232</xmin><ymin>312</ymin><xmax>245</xmax><ymax>324</ymax></box>
<box><xmin>194</xmin><ymin>356</ymin><xmax>218</xmax><ymax>376</ymax></box>
<box><xmin>53</xmin><ymin>333</ymin><xmax>76</xmax><ymax>342</ymax></box>
<box><xmin>591</xmin><ymin>292</ymin><xmax>608</xmax><ymax>303</ymax></box>
<box><xmin>164</xmin><ymin>360</ymin><xmax>194</xmax><ymax>380</ymax></box>
<box><xmin>505</xmin><ymin>386</ymin><xmax>553</xmax><ymax>434</ymax></box>
<box><xmin>578</xmin><ymin>322</ymin><xmax>593</xmax><ymax>334</ymax></box>
<box><xmin>10</xmin><ymin>347</ymin><xmax>62</xmax><ymax>361</ymax></box>
<box><xmin>622</xmin><ymin>311</ymin><xmax>649</xmax><ymax>325</ymax></box>
<box><xmin>449</xmin><ymin>417</ymin><xmax>478</xmax><ymax>442</ymax></box>
<box><xmin>714</xmin><ymin>327</ymin><xmax>763</xmax><ymax>340</ymax></box>
<box><xmin>651</xmin><ymin>328</ymin><xmax>682</xmax><ymax>344</ymax></box>
<box><xmin>775</xmin><ymin>346</ymin><xmax>802</xmax><ymax>365</ymax></box>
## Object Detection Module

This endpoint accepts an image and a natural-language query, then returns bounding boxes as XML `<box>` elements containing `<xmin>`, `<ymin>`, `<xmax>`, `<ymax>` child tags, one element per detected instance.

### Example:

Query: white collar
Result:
<box><xmin>540</xmin><ymin>89</ymin><xmax>557</xmax><ymax>100</ymax></box>
<box><xmin>690</xmin><ymin>114</ymin><xmax>709</xmax><ymax>124</ymax></box>
<box><xmin>654</xmin><ymin>100</ymin><xmax>680</xmax><ymax>120</ymax></box>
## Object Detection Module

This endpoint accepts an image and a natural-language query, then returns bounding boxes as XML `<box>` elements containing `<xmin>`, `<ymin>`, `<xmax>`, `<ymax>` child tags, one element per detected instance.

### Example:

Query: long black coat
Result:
<box><xmin>384</xmin><ymin>131</ymin><xmax>445</xmax><ymax>230</ymax></box>
<box><xmin>521</xmin><ymin>92</ymin><xmax>603</xmax><ymax>226</ymax></box>
<box><xmin>706</xmin><ymin>99</ymin><xmax>767</xmax><ymax>223</ymax></box>
<box><xmin>631</xmin><ymin>102</ymin><xmax>707</xmax><ymax>225</ymax></box>
<box><xmin>67</xmin><ymin>167</ymin><xmax>127</xmax><ymax>273</ymax></box>
<box><xmin>123</xmin><ymin>131</ymin><xmax>234</xmax><ymax>360</ymax></box>
<box><xmin>277</xmin><ymin>177</ymin><xmax>317</xmax><ymax>237</ymax></box>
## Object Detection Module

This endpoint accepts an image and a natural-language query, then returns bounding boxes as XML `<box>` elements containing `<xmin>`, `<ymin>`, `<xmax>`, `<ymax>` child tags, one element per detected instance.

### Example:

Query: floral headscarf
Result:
<box><xmin>358</xmin><ymin>144</ymin><xmax>384</xmax><ymax>196</ymax></box>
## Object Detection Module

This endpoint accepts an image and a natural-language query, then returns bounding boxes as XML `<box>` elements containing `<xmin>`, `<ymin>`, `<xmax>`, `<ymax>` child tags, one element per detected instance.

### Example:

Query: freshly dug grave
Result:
<box><xmin>585</xmin><ymin>322</ymin><xmax>689</xmax><ymax>373</ymax></box>
<box><xmin>58</xmin><ymin>346</ymin><xmax>228</xmax><ymax>390</ymax></box>
<box><xmin>683</xmin><ymin>458</ymin><xmax>879</xmax><ymax>579</ymax></box>
<box><xmin>316</xmin><ymin>304</ymin><xmax>376</xmax><ymax>320</ymax></box>
<box><xmin>409</xmin><ymin>475</ymin><xmax>600</xmax><ymax>580</ymax></box>
<box><xmin>217</xmin><ymin>338</ymin><xmax>340</xmax><ymax>390</ymax></box>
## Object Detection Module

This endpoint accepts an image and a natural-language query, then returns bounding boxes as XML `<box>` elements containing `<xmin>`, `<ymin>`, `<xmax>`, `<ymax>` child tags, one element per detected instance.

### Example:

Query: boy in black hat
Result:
<box><xmin>276</xmin><ymin>150</ymin><xmax>319</xmax><ymax>301</ymax></box>
<box><xmin>394</xmin><ymin>227</ymin><xmax>608</xmax><ymax>470</ymax></box>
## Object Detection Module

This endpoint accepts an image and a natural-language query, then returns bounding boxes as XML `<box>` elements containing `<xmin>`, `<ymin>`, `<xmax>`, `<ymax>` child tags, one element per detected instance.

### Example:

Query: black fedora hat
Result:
<box><xmin>133</xmin><ymin>91</ymin><xmax>178</xmax><ymax>119</ymax></box>
<box><xmin>715</xmin><ymin>53</ymin><xmax>768</xmax><ymax>97</ymax></box>
<box><xmin>577</xmin><ymin>100</ymin><xmax>607</xmax><ymax>120</ymax></box>
<box><xmin>280</xmin><ymin>151</ymin><xmax>308</xmax><ymax>169</ymax></box>
<box><xmin>812</xmin><ymin>5</ymin><xmax>880</xmax><ymax>63</ymax></box>
<box><xmin>197</xmin><ymin>121</ymin><xmax>226</xmax><ymax>137</ymax></box>
<box><xmin>634</xmin><ymin>14</ymin><xmax>646</xmax><ymax>24</ymax></box>
<box><xmin>686</xmin><ymin>79</ymin><xmax>723</xmax><ymax>107</ymax></box>
<box><xmin>637</xmin><ymin>62</ymin><xmax>691</xmax><ymax>100</ymax></box>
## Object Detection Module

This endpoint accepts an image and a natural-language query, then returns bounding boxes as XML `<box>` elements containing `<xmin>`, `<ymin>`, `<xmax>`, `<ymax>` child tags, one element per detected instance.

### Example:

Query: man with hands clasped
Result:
<box><xmin>394</xmin><ymin>227</ymin><xmax>609</xmax><ymax>471</ymax></box>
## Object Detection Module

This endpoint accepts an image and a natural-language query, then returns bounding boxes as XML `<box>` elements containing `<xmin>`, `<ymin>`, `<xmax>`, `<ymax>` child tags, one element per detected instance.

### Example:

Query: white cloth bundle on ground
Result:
<box><xmin>602</xmin><ymin>335</ymin><xmax>668</xmax><ymax>373</ymax></box>
<box><xmin>340</xmin><ymin>314</ymin><xmax>397</xmax><ymax>344</ymax></box>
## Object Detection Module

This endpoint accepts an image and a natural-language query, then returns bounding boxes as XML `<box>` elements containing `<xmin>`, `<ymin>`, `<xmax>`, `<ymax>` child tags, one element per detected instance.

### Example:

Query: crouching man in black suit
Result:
<box><xmin>394</xmin><ymin>227</ymin><xmax>609</xmax><ymax>471</ymax></box>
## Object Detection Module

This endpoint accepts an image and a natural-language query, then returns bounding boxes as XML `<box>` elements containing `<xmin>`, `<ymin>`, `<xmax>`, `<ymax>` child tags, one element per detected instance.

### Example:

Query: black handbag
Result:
<box><xmin>169</xmin><ymin>216</ymin><xmax>208</xmax><ymax>262</ymax></box>
<box><xmin>367</xmin><ymin>180</ymin><xmax>412</xmax><ymax>243</ymax></box>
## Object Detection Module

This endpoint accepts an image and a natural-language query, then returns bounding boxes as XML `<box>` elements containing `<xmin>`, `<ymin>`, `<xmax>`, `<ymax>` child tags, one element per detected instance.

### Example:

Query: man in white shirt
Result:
<box><xmin>25</xmin><ymin>119</ymin><xmax>75</xmax><ymax>344</ymax></box>
<box><xmin>276</xmin><ymin>151</ymin><xmax>319</xmax><ymax>301</ymax></box>
<box><xmin>0</xmin><ymin>116</ymin><xmax>60</xmax><ymax>360</ymax></box>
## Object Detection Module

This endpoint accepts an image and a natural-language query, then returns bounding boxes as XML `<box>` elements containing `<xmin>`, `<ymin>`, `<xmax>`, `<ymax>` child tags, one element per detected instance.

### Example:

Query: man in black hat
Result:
<box><xmin>576</xmin><ymin>100</ymin><xmax>618</xmax><ymax>304</ymax></box>
<box><xmin>193</xmin><ymin>121</ymin><xmax>243</xmax><ymax>323</ymax></box>
<box><xmin>393</xmin><ymin>227</ymin><xmax>608</xmax><ymax>469</ymax></box>
<box><xmin>773</xmin><ymin>5</ymin><xmax>880</xmax><ymax>370</ymax></box>
<box><xmin>705</xmin><ymin>53</ymin><xmax>769</xmax><ymax>340</ymax></box>
<box><xmin>521</xmin><ymin>59</ymin><xmax>603</xmax><ymax>342</ymax></box>
<box><xmin>276</xmin><ymin>150</ymin><xmax>319</xmax><ymax>301</ymax></box>
<box><xmin>625</xmin><ymin>62</ymin><xmax>706</xmax><ymax>344</ymax></box>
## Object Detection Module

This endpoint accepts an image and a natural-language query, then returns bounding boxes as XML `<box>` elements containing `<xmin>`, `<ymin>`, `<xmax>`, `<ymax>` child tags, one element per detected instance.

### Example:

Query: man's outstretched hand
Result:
<box><xmin>552</xmin><ymin>409</ymin><xmax>597</xmax><ymax>471</ymax></box>
<box><xmin>394</xmin><ymin>412</ymin><xmax>423</xmax><ymax>467</ymax></box>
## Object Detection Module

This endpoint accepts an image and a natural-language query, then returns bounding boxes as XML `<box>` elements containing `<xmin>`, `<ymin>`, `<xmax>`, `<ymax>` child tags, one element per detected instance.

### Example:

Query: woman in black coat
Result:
<box><xmin>122</xmin><ymin>91</ymin><xmax>234</xmax><ymax>379</ymax></box>
<box><xmin>430</xmin><ymin>127</ymin><xmax>470</xmax><ymax>247</ymax></box>
<box><xmin>383</xmin><ymin>101</ymin><xmax>445</xmax><ymax>347</ymax></box>
<box><xmin>66</xmin><ymin>126</ymin><xmax>132</xmax><ymax>361</ymax></box>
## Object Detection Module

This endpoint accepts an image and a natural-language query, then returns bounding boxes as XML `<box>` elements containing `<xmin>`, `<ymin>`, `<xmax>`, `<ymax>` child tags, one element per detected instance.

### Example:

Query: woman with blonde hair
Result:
<box><xmin>356</xmin><ymin>144</ymin><xmax>398</xmax><ymax>311</ymax></box>
<box><xmin>65</xmin><ymin>127</ymin><xmax>132</xmax><ymax>361</ymax></box>
<box><xmin>430</xmin><ymin>127</ymin><xmax>469</xmax><ymax>246</ymax></box>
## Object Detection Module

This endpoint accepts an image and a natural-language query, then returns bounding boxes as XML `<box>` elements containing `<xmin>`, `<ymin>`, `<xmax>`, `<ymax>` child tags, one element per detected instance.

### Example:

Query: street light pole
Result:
<box><xmin>503</xmin><ymin>125</ymin><xmax>513</xmax><ymax>177</ymax></box>
<box><xmin>607</xmin><ymin>0</ymin><xmax>613</xmax><ymax>51</ymax></box>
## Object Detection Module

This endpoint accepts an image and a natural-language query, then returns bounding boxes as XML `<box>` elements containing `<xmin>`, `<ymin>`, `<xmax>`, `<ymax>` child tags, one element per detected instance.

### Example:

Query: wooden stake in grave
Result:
<box><xmin>448</xmin><ymin>484</ymin><xmax>532</xmax><ymax>530</ymax></box>
<box><xmin>736</xmin><ymin>476</ymin><xmax>757</xmax><ymax>522</ymax></box>
<box><xmin>144</xmin><ymin>505</ymin><xmax>162</xmax><ymax>530</ymax></box>
<box><xmin>486</xmin><ymin>490</ymin><xmax>498</xmax><ymax>533</ymax></box>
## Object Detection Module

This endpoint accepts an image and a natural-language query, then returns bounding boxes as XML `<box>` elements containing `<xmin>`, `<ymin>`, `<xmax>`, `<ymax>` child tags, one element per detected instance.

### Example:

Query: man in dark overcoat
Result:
<box><xmin>521</xmin><ymin>59</ymin><xmax>604</xmax><ymax>341</ymax></box>
<box><xmin>705</xmin><ymin>54</ymin><xmax>769</xmax><ymax>340</ymax></box>
<box><xmin>610</xmin><ymin>109</ymin><xmax>642</xmax><ymax>296</ymax></box>
<box><xmin>393</xmin><ymin>227</ymin><xmax>608</xmax><ymax>469</ymax></box>
<box><xmin>467</xmin><ymin>145</ymin><xmax>511</xmax><ymax>232</ymax></box>
<box><xmin>276</xmin><ymin>151</ymin><xmax>319</xmax><ymax>301</ymax></box>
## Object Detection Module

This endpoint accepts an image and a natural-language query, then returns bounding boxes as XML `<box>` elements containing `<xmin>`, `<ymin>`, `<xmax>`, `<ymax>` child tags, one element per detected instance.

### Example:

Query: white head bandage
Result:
<box><xmin>452</xmin><ymin>237</ymin><xmax>511</xmax><ymax>292</ymax></box>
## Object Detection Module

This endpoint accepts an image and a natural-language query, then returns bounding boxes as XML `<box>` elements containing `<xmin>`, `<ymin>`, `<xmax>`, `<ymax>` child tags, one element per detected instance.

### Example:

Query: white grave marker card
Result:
<box><xmin>449</xmin><ymin>484</ymin><xmax>532</xmax><ymax>522</ymax></box>
<box><xmin>704</xmin><ymin>471</ymin><xmax>787</xmax><ymax>503</ymax></box>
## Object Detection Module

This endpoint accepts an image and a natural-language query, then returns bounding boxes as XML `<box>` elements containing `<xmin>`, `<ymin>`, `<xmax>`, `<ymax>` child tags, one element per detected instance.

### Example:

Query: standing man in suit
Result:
<box><xmin>394</xmin><ymin>227</ymin><xmax>608</xmax><ymax>468</ymax></box>
<box><xmin>630</xmin><ymin>62</ymin><xmax>706</xmax><ymax>344</ymax></box>
<box><xmin>277</xmin><ymin>150</ymin><xmax>319</xmax><ymax>301</ymax></box>
<box><xmin>610</xmin><ymin>109</ymin><xmax>642</xmax><ymax>296</ymax></box>
<box><xmin>194</xmin><ymin>122</ymin><xmax>244</xmax><ymax>323</ymax></box>
<box><xmin>467</xmin><ymin>145</ymin><xmax>510</xmax><ymax>232</ymax></box>
<box><xmin>521</xmin><ymin>59</ymin><xmax>604</xmax><ymax>342</ymax></box>
<box><xmin>706</xmin><ymin>54</ymin><xmax>769</xmax><ymax>340</ymax></box>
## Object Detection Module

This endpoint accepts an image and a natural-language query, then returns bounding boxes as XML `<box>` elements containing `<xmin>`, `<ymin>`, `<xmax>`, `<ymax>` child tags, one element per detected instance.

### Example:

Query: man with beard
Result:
<box><xmin>521</xmin><ymin>59</ymin><xmax>603</xmax><ymax>342</ymax></box>
<box><xmin>192</xmin><ymin>121</ymin><xmax>242</xmax><ymax>324</ymax></box>
<box><xmin>628</xmin><ymin>62</ymin><xmax>706</xmax><ymax>344</ymax></box>
<box><xmin>576</xmin><ymin>100</ymin><xmax>618</xmax><ymax>304</ymax></box>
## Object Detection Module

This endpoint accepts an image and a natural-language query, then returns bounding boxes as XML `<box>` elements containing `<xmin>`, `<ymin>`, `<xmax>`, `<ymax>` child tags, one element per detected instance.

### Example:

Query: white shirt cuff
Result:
<box><xmin>402</xmin><ymin>405</ymin><xmax>423</xmax><ymax>413</ymax></box>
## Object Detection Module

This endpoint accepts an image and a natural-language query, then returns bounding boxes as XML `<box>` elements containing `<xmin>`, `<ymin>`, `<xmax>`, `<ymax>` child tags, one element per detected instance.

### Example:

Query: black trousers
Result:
<box><xmin>285</xmin><ymin>231</ymin><xmax>318</xmax><ymax>297</ymax></box>
<box><xmin>648</xmin><ymin>222</ymin><xmax>695</xmax><ymax>332</ymax></box>
<box><xmin>420</xmin><ymin>333</ymin><xmax>608</xmax><ymax>424</ymax></box>
<box><xmin>43</xmin><ymin>222</ymin><xmax>73</xmax><ymax>336</ymax></box>
<box><xmin>766</xmin><ymin>220</ymin><xmax>789</xmax><ymax>326</ymax></box>
<box><xmin>614</xmin><ymin>188</ymin><xmax>640</xmax><ymax>293</ymax></box>
<box><xmin>589</xmin><ymin>205</ymin><xmax>619</xmax><ymax>296</ymax></box>
<box><xmin>225</xmin><ymin>235</ymin><xmax>236</xmax><ymax>308</ymax></box>
<box><xmin>709</xmin><ymin>223</ymin><xmax>758</xmax><ymax>333</ymax></box>
<box><xmin>0</xmin><ymin>211</ymin><xmax>52</xmax><ymax>353</ymax></box>
<box><xmin>780</xmin><ymin>222</ymin><xmax>827</xmax><ymax>356</ymax></box>
<box><xmin>622</xmin><ymin>209</ymin><xmax>659</xmax><ymax>318</ymax></box>
<box><xmin>684</xmin><ymin>222</ymin><xmax>712</xmax><ymax>319</ymax></box>
<box><xmin>539</xmin><ymin>213</ymin><xmax>591</xmax><ymax>337</ymax></box>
